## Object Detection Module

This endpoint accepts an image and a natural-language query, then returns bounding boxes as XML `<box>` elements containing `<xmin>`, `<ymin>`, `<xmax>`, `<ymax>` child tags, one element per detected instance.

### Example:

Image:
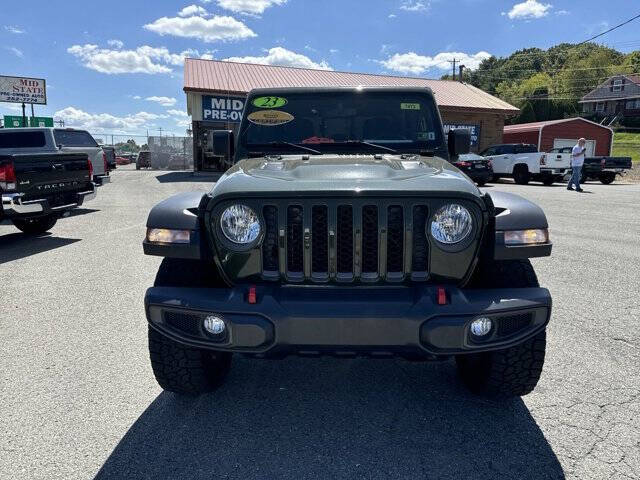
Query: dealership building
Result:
<box><xmin>184</xmin><ymin>58</ymin><xmax>519</xmax><ymax>172</ymax></box>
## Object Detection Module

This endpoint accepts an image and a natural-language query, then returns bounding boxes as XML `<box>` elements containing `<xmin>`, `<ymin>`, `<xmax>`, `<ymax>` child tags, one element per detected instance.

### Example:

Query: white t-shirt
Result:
<box><xmin>571</xmin><ymin>144</ymin><xmax>585</xmax><ymax>167</ymax></box>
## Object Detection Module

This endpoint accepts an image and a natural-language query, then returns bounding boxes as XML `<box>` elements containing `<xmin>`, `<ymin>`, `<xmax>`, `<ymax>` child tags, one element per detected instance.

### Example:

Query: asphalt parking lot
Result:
<box><xmin>1</xmin><ymin>167</ymin><xmax>639</xmax><ymax>480</ymax></box>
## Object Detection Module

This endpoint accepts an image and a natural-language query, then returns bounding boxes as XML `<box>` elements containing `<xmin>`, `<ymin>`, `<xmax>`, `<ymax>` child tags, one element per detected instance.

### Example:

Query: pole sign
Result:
<box><xmin>0</xmin><ymin>75</ymin><xmax>47</xmax><ymax>104</ymax></box>
<box><xmin>29</xmin><ymin>116</ymin><xmax>54</xmax><ymax>127</ymax></box>
<box><xmin>202</xmin><ymin>95</ymin><xmax>245</xmax><ymax>123</ymax></box>
<box><xmin>443</xmin><ymin>123</ymin><xmax>481</xmax><ymax>147</ymax></box>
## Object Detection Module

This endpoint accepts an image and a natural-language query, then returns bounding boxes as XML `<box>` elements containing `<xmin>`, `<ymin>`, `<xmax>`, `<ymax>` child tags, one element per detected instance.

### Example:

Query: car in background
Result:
<box><xmin>548</xmin><ymin>146</ymin><xmax>632</xmax><ymax>184</ymax></box>
<box><xmin>102</xmin><ymin>146</ymin><xmax>117</xmax><ymax>171</ymax></box>
<box><xmin>452</xmin><ymin>153</ymin><xmax>493</xmax><ymax>186</ymax></box>
<box><xmin>115</xmin><ymin>155</ymin><xmax>130</xmax><ymax>165</ymax></box>
<box><xmin>481</xmin><ymin>143</ymin><xmax>568</xmax><ymax>185</ymax></box>
<box><xmin>136</xmin><ymin>150</ymin><xmax>151</xmax><ymax>169</ymax></box>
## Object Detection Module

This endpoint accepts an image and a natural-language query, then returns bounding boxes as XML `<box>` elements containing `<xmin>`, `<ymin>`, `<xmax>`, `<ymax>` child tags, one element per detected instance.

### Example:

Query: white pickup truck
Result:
<box><xmin>480</xmin><ymin>143</ymin><xmax>570</xmax><ymax>185</ymax></box>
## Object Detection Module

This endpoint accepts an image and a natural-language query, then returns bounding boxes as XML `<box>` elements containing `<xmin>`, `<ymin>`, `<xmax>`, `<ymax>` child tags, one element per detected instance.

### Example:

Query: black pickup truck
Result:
<box><xmin>549</xmin><ymin>147</ymin><xmax>632</xmax><ymax>184</ymax></box>
<box><xmin>1</xmin><ymin>129</ymin><xmax>96</xmax><ymax>234</ymax></box>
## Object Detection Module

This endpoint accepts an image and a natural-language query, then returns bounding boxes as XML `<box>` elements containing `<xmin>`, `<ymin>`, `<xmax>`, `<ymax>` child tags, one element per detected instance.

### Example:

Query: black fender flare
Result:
<box><xmin>143</xmin><ymin>191</ymin><xmax>206</xmax><ymax>259</ymax></box>
<box><xmin>486</xmin><ymin>191</ymin><xmax>552</xmax><ymax>259</ymax></box>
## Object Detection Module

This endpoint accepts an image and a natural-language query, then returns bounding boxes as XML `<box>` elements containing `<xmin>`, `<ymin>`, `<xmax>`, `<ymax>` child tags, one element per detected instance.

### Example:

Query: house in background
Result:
<box><xmin>580</xmin><ymin>74</ymin><xmax>640</xmax><ymax>124</ymax></box>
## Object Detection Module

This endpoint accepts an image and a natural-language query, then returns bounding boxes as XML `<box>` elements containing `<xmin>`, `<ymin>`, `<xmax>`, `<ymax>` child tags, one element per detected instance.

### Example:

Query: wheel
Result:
<box><xmin>542</xmin><ymin>176</ymin><xmax>556</xmax><ymax>186</ymax></box>
<box><xmin>136</xmin><ymin>163</ymin><xmax>141</xmax><ymax>170</ymax></box>
<box><xmin>599</xmin><ymin>172</ymin><xmax>616</xmax><ymax>185</ymax></box>
<box><xmin>148</xmin><ymin>258</ymin><xmax>232</xmax><ymax>395</ymax></box>
<box><xmin>12</xmin><ymin>215</ymin><xmax>57</xmax><ymax>235</ymax></box>
<box><xmin>580</xmin><ymin>172</ymin><xmax>588</xmax><ymax>184</ymax></box>
<box><xmin>491</xmin><ymin>175</ymin><xmax>501</xmax><ymax>183</ymax></box>
<box><xmin>513</xmin><ymin>165</ymin><xmax>530</xmax><ymax>185</ymax></box>
<box><xmin>457</xmin><ymin>259</ymin><xmax>546</xmax><ymax>398</ymax></box>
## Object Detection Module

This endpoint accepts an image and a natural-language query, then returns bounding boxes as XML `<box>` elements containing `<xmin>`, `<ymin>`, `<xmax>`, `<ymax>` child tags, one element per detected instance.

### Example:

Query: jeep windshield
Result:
<box><xmin>237</xmin><ymin>90</ymin><xmax>445</xmax><ymax>158</ymax></box>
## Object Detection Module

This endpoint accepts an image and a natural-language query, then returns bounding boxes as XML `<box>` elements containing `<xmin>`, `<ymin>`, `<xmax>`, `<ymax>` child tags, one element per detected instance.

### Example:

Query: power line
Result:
<box><xmin>576</xmin><ymin>13</ymin><xmax>640</xmax><ymax>46</ymax></box>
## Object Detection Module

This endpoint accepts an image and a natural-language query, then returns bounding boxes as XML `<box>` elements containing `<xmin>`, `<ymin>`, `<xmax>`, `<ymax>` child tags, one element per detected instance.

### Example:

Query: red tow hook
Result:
<box><xmin>437</xmin><ymin>286</ymin><xmax>448</xmax><ymax>305</ymax></box>
<box><xmin>248</xmin><ymin>285</ymin><xmax>257</xmax><ymax>304</ymax></box>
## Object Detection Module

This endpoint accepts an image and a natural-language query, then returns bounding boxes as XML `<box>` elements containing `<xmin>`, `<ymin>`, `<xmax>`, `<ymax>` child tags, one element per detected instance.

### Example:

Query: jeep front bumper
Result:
<box><xmin>145</xmin><ymin>285</ymin><xmax>551</xmax><ymax>358</ymax></box>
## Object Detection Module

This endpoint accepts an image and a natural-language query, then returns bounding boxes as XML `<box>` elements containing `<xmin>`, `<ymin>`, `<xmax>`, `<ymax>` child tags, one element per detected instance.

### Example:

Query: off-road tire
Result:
<box><xmin>599</xmin><ymin>172</ymin><xmax>616</xmax><ymax>185</ymax></box>
<box><xmin>12</xmin><ymin>215</ymin><xmax>57</xmax><ymax>235</ymax></box>
<box><xmin>458</xmin><ymin>259</ymin><xmax>546</xmax><ymax>397</ymax></box>
<box><xmin>513</xmin><ymin>165</ymin><xmax>530</xmax><ymax>185</ymax></box>
<box><xmin>148</xmin><ymin>258</ymin><xmax>232</xmax><ymax>395</ymax></box>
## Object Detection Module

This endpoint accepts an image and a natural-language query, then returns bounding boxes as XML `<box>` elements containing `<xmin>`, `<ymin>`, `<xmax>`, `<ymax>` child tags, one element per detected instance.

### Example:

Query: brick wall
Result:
<box><xmin>440</xmin><ymin>109</ymin><xmax>506</xmax><ymax>153</ymax></box>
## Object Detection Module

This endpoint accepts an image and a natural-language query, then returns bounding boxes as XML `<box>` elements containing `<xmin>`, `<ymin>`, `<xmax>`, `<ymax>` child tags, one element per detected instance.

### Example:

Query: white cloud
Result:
<box><xmin>132</xmin><ymin>95</ymin><xmax>142</xmax><ymax>99</ymax></box>
<box><xmin>556</xmin><ymin>9</ymin><xmax>569</xmax><ymax>15</ymax></box>
<box><xmin>67</xmin><ymin>44</ymin><xmax>214</xmax><ymax>74</ymax></box>
<box><xmin>107</xmin><ymin>39</ymin><xmax>124</xmax><ymax>48</ymax></box>
<box><xmin>380</xmin><ymin>51</ymin><xmax>492</xmax><ymax>75</ymax></box>
<box><xmin>5</xmin><ymin>46</ymin><xmax>23</xmax><ymax>58</ymax></box>
<box><xmin>216</xmin><ymin>0</ymin><xmax>286</xmax><ymax>15</ymax></box>
<box><xmin>4</xmin><ymin>25</ymin><xmax>25</xmax><ymax>34</ymax></box>
<box><xmin>329</xmin><ymin>48</ymin><xmax>339</xmax><ymax>54</ymax></box>
<box><xmin>224</xmin><ymin>46</ymin><xmax>331</xmax><ymax>70</ymax></box>
<box><xmin>505</xmin><ymin>0</ymin><xmax>552</xmax><ymax>20</ymax></box>
<box><xmin>167</xmin><ymin>109</ymin><xmax>189</xmax><ymax>117</ymax></box>
<box><xmin>400</xmin><ymin>1</ymin><xmax>430</xmax><ymax>12</ymax></box>
<box><xmin>388</xmin><ymin>13</ymin><xmax>397</xmax><ymax>18</ymax></box>
<box><xmin>53</xmin><ymin>106</ymin><xmax>167</xmax><ymax>132</ymax></box>
<box><xmin>179</xmin><ymin>4</ymin><xmax>208</xmax><ymax>17</ymax></box>
<box><xmin>146</xmin><ymin>96</ymin><xmax>177</xmax><ymax>107</ymax></box>
<box><xmin>144</xmin><ymin>14</ymin><xmax>255</xmax><ymax>43</ymax></box>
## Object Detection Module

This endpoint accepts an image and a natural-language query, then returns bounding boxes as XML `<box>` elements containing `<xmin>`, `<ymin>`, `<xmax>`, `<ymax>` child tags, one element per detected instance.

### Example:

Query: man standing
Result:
<box><xmin>568</xmin><ymin>138</ymin><xmax>586</xmax><ymax>192</ymax></box>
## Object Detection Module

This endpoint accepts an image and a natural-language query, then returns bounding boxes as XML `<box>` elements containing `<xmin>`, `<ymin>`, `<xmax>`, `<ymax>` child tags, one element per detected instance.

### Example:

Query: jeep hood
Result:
<box><xmin>210</xmin><ymin>154</ymin><xmax>480</xmax><ymax>198</ymax></box>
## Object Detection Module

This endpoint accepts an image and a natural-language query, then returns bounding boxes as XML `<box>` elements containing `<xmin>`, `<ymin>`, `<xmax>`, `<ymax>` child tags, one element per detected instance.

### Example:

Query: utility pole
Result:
<box><xmin>449</xmin><ymin>59</ymin><xmax>458</xmax><ymax>81</ymax></box>
<box><xmin>459</xmin><ymin>64</ymin><xmax>465</xmax><ymax>83</ymax></box>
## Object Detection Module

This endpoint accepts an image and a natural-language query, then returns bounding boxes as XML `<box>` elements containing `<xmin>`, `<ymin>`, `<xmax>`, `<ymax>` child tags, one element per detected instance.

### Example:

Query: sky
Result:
<box><xmin>1</xmin><ymin>0</ymin><xmax>639</xmax><ymax>137</ymax></box>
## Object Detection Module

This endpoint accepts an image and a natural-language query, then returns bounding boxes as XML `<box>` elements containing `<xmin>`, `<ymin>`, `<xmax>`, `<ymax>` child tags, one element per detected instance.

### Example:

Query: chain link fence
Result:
<box><xmin>89</xmin><ymin>133</ymin><xmax>194</xmax><ymax>171</ymax></box>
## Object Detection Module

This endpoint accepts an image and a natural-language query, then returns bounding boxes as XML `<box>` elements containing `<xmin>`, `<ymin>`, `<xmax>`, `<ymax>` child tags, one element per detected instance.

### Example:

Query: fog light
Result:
<box><xmin>203</xmin><ymin>315</ymin><xmax>226</xmax><ymax>335</ymax></box>
<box><xmin>470</xmin><ymin>317</ymin><xmax>493</xmax><ymax>337</ymax></box>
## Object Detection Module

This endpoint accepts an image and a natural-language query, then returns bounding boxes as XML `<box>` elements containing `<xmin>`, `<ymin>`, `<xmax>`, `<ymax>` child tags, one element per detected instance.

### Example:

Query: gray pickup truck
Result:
<box><xmin>142</xmin><ymin>86</ymin><xmax>553</xmax><ymax>399</ymax></box>
<box><xmin>1</xmin><ymin>128</ymin><xmax>96</xmax><ymax>234</ymax></box>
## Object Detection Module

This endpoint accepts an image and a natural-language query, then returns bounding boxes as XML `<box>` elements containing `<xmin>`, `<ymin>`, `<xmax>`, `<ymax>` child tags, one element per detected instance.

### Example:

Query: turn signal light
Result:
<box><xmin>146</xmin><ymin>228</ymin><xmax>191</xmax><ymax>244</ymax></box>
<box><xmin>504</xmin><ymin>229</ymin><xmax>549</xmax><ymax>245</ymax></box>
<box><xmin>248</xmin><ymin>285</ymin><xmax>257</xmax><ymax>304</ymax></box>
<box><xmin>0</xmin><ymin>160</ymin><xmax>16</xmax><ymax>190</ymax></box>
<box><xmin>437</xmin><ymin>287</ymin><xmax>447</xmax><ymax>305</ymax></box>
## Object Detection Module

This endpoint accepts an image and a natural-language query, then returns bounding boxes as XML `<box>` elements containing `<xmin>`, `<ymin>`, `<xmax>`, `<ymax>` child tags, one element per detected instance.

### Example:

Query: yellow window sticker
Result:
<box><xmin>401</xmin><ymin>103</ymin><xmax>421</xmax><ymax>110</ymax></box>
<box><xmin>248</xmin><ymin>110</ymin><xmax>294</xmax><ymax>126</ymax></box>
<box><xmin>253</xmin><ymin>96</ymin><xmax>288</xmax><ymax>108</ymax></box>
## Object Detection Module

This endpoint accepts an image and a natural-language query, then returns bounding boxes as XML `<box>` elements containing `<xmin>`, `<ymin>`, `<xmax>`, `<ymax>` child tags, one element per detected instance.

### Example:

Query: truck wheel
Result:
<box><xmin>580</xmin><ymin>172</ymin><xmax>588</xmax><ymax>184</ymax></box>
<box><xmin>148</xmin><ymin>258</ymin><xmax>232</xmax><ymax>395</ymax></box>
<box><xmin>599</xmin><ymin>172</ymin><xmax>616</xmax><ymax>185</ymax></box>
<box><xmin>513</xmin><ymin>165</ymin><xmax>530</xmax><ymax>185</ymax></box>
<box><xmin>136</xmin><ymin>163</ymin><xmax>141</xmax><ymax>170</ymax></box>
<box><xmin>491</xmin><ymin>175</ymin><xmax>500</xmax><ymax>183</ymax></box>
<box><xmin>457</xmin><ymin>259</ymin><xmax>546</xmax><ymax>397</ymax></box>
<box><xmin>12</xmin><ymin>215</ymin><xmax>57</xmax><ymax>235</ymax></box>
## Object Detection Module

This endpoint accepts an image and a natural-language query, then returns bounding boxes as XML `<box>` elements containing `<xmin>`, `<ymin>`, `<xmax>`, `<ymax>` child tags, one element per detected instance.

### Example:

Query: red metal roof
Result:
<box><xmin>184</xmin><ymin>58</ymin><xmax>519</xmax><ymax>114</ymax></box>
<box><xmin>503</xmin><ymin>117</ymin><xmax>612</xmax><ymax>134</ymax></box>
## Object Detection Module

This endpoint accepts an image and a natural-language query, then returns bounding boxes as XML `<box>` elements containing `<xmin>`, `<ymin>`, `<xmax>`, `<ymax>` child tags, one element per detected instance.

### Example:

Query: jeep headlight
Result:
<box><xmin>430</xmin><ymin>204</ymin><xmax>473</xmax><ymax>244</ymax></box>
<box><xmin>220</xmin><ymin>204</ymin><xmax>261</xmax><ymax>244</ymax></box>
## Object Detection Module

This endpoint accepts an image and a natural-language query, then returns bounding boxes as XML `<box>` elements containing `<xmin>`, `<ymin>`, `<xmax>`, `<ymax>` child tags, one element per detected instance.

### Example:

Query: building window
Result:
<box><xmin>596</xmin><ymin>102</ymin><xmax>605</xmax><ymax>112</ymax></box>
<box><xmin>613</xmin><ymin>79</ymin><xmax>623</xmax><ymax>92</ymax></box>
<box><xmin>627</xmin><ymin>100</ymin><xmax>636</xmax><ymax>109</ymax></box>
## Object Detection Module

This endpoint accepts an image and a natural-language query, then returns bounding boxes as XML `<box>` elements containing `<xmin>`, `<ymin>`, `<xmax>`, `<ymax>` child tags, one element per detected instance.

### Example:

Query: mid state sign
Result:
<box><xmin>202</xmin><ymin>95</ymin><xmax>245</xmax><ymax>123</ymax></box>
<box><xmin>0</xmin><ymin>75</ymin><xmax>47</xmax><ymax>105</ymax></box>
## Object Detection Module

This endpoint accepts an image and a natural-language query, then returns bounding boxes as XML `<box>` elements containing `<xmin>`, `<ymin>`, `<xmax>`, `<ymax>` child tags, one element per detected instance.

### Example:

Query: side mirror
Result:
<box><xmin>212</xmin><ymin>130</ymin><xmax>234</xmax><ymax>160</ymax></box>
<box><xmin>448</xmin><ymin>129</ymin><xmax>471</xmax><ymax>157</ymax></box>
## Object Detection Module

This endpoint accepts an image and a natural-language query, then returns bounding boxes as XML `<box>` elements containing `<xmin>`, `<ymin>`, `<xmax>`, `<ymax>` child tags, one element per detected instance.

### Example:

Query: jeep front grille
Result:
<box><xmin>261</xmin><ymin>201</ymin><xmax>432</xmax><ymax>283</ymax></box>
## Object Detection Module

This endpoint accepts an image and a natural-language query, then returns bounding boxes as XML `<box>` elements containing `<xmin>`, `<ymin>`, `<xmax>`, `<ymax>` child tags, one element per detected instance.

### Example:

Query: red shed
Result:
<box><xmin>503</xmin><ymin>118</ymin><xmax>613</xmax><ymax>156</ymax></box>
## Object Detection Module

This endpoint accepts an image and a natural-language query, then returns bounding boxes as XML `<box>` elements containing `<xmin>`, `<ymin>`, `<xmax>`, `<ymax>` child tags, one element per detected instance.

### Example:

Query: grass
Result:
<box><xmin>612</xmin><ymin>132</ymin><xmax>640</xmax><ymax>163</ymax></box>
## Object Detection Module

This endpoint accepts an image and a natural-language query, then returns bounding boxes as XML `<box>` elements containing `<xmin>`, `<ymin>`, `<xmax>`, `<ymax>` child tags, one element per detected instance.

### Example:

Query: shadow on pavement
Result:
<box><xmin>155</xmin><ymin>172</ymin><xmax>222</xmax><ymax>183</ymax></box>
<box><xmin>66</xmin><ymin>208</ymin><xmax>101</xmax><ymax>218</ymax></box>
<box><xmin>0</xmin><ymin>233</ymin><xmax>80</xmax><ymax>264</ymax></box>
<box><xmin>95</xmin><ymin>357</ymin><xmax>564</xmax><ymax>480</ymax></box>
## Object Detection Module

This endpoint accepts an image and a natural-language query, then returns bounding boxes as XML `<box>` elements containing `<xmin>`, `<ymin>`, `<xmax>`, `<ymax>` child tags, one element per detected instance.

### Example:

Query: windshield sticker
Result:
<box><xmin>252</xmin><ymin>96</ymin><xmax>288</xmax><ymax>108</ymax></box>
<box><xmin>401</xmin><ymin>103</ymin><xmax>420</xmax><ymax>110</ymax></box>
<box><xmin>247</xmin><ymin>110</ymin><xmax>294</xmax><ymax>126</ymax></box>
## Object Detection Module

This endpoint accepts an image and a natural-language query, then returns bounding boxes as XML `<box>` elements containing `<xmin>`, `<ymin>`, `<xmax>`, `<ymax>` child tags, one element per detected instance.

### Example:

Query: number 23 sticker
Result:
<box><xmin>253</xmin><ymin>96</ymin><xmax>288</xmax><ymax>108</ymax></box>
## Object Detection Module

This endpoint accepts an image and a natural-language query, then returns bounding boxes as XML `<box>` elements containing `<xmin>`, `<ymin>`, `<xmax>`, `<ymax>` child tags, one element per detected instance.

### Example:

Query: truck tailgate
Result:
<box><xmin>2</xmin><ymin>152</ymin><xmax>92</xmax><ymax>200</ymax></box>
